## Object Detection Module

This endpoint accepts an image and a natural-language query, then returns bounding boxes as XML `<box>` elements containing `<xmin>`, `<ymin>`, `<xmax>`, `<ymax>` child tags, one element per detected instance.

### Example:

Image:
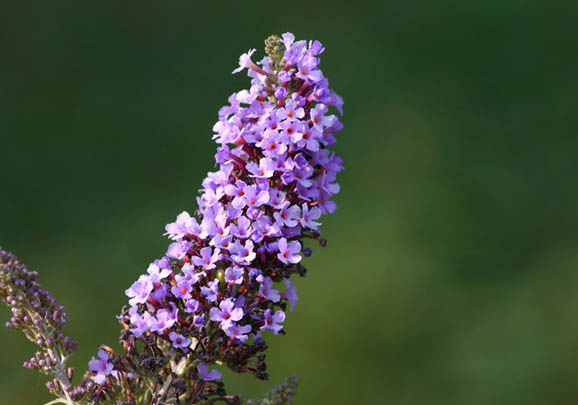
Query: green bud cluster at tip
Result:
<box><xmin>264</xmin><ymin>34</ymin><xmax>285</xmax><ymax>72</ymax></box>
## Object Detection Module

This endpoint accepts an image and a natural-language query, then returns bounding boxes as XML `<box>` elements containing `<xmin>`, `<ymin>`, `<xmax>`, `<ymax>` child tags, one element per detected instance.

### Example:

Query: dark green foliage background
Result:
<box><xmin>1</xmin><ymin>1</ymin><xmax>577</xmax><ymax>404</ymax></box>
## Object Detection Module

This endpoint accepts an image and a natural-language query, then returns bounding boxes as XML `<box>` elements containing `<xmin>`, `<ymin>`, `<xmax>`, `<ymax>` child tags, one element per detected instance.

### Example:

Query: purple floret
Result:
<box><xmin>88</xmin><ymin>349</ymin><xmax>114</xmax><ymax>384</ymax></box>
<box><xmin>210</xmin><ymin>298</ymin><xmax>244</xmax><ymax>330</ymax></box>
<box><xmin>197</xmin><ymin>363</ymin><xmax>222</xmax><ymax>381</ymax></box>
<box><xmin>260</xmin><ymin>309</ymin><xmax>286</xmax><ymax>335</ymax></box>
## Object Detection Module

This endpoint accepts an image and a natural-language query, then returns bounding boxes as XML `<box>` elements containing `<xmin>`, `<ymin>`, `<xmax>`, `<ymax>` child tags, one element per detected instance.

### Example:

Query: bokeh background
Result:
<box><xmin>1</xmin><ymin>1</ymin><xmax>578</xmax><ymax>404</ymax></box>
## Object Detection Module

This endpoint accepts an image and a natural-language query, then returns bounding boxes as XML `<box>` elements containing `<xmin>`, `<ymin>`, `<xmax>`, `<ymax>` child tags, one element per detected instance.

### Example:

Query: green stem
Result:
<box><xmin>42</xmin><ymin>399</ymin><xmax>70</xmax><ymax>405</ymax></box>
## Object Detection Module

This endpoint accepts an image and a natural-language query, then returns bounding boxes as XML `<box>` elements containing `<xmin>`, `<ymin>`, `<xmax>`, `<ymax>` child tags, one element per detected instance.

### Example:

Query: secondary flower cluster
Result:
<box><xmin>0</xmin><ymin>247</ymin><xmax>87</xmax><ymax>402</ymax></box>
<box><xmin>111</xmin><ymin>33</ymin><xmax>343</xmax><ymax>400</ymax></box>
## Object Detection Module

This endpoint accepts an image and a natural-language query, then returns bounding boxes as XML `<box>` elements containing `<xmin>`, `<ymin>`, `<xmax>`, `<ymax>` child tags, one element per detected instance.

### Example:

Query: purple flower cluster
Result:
<box><xmin>1</xmin><ymin>33</ymin><xmax>344</xmax><ymax>405</ymax></box>
<box><xmin>0</xmin><ymin>247</ymin><xmax>85</xmax><ymax>401</ymax></box>
<box><xmin>115</xmin><ymin>33</ymin><xmax>343</xmax><ymax>391</ymax></box>
<box><xmin>88</xmin><ymin>349</ymin><xmax>116</xmax><ymax>384</ymax></box>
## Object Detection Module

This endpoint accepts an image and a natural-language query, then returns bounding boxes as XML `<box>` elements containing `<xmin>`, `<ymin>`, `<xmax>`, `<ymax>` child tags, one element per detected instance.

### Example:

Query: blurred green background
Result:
<box><xmin>1</xmin><ymin>1</ymin><xmax>578</xmax><ymax>404</ymax></box>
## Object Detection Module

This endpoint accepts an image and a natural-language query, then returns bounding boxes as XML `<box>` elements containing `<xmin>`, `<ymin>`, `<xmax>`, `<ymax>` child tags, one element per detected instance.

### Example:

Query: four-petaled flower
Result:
<box><xmin>243</xmin><ymin>185</ymin><xmax>270</xmax><ymax>208</ymax></box>
<box><xmin>210</xmin><ymin>298</ymin><xmax>244</xmax><ymax>330</ymax></box>
<box><xmin>277</xmin><ymin>238</ymin><xmax>302</xmax><ymax>264</ymax></box>
<box><xmin>88</xmin><ymin>349</ymin><xmax>114</xmax><ymax>384</ymax></box>
<box><xmin>224</xmin><ymin>266</ymin><xmax>244</xmax><ymax>285</ymax></box>
<box><xmin>197</xmin><ymin>363</ymin><xmax>222</xmax><ymax>381</ymax></box>
<box><xmin>226</xmin><ymin>323</ymin><xmax>252</xmax><ymax>343</ymax></box>
<box><xmin>260</xmin><ymin>309</ymin><xmax>286</xmax><ymax>335</ymax></box>
<box><xmin>247</xmin><ymin>157</ymin><xmax>276</xmax><ymax>178</ymax></box>
<box><xmin>201</xmin><ymin>279</ymin><xmax>220</xmax><ymax>302</ymax></box>
<box><xmin>258</xmin><ymin>277</ymin><xmax>281</xmax><ymax>302</ymax></box>
<box><xmin>169</xmin><ymin>331</ymin><xmax>191</xmax><ymax>349</ymax></box>
<box><xmin>171</xmin><ymin>278</ymin><xmax>192</xmax><ymax>300</ymax></box>
<box><xmin>125</xmin><ymin>277</ymin><xmax>153</xmax><ymax>306</ymax></box>
<box><xmin>192</xmin><ymin>247</ymin><xmax>220</xmax><ymax>270</ymax></box>
<box><xmin>229</xmin><ymin>240</ymin><xmax>256</xmax><ymax>265</ymax></box>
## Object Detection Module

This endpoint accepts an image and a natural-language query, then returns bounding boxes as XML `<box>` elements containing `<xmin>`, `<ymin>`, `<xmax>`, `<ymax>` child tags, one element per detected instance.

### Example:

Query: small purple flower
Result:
<box><xmin>232</xmin><ymin>48</ymin><xmax>256</xmax><ymax>74</ymax></box>
<box><xmin>252</xmin><ymin>216</ymin><xmax>280</xmax><ymax>243</ymax></box>
<box><xmin>310</xmin><ymin>103</ymin><xmax>331</xmax><ymax>129</ymax></box>
<box><xmin>192</xmin><ymin>247</ymin><xmax>220</xmax><ymax>270</ymax></box>
<box><xmin>300</xmin><ymin>126</ymin><xmax>322</xmax><ymax>152</ymax></box>
<box><xmin>230</xmin><ymin>216</ymin><xmax>252</xmax><ymax>239</ymax></box>
<box><xmin>258</xmin><ymin>130</ymin><xmax>287</xmax><ymax>157</ymax></box>
<box><xmin>229</xmin><ymin>240</ymin><xmax>256</xmax><ymax>265</ymax></box>
<box><xmin>149</xmin><ymin>306</ymin><xmax>177</xmax><ymax>333</ymax></box>
<box><xmin>151</xmin><ymin>282</ymin><xmax>170</xmax><ymax>303</ymax></box>
<box><xmin>246</xmin><ymin>206</ymin><xmax>264</xmax><ymax>221</ymax></box>
<box><xmin>248</xmin><ymin>267</ymin><xmax>262</xmax><ymax>280</ymax></box>
<box><xmin>202</xmin><ymin>215</ymin><xmax>229</xmax><ymax>240</ymax></box>
<box><xmin>154</xmin><ymin>255</ymin><xmax>171</xmax><ymax>270</ymax></box>
<box><xmin>193</xmin><ymin>314</ymin><xmax>206</xmax><ymax>327</ymax></box>
<box><xmin>260</xmin><ymin>309</ymin><xmax>286</xmax><ymax>335</ymax></box>
<box><xmin>258</xmin><ymin>277</ymin><xmax>280</xmax><ymax>303</ymax></box>
<box><xmin>129</xmin><ymin>311</ymin><xmax>153</xmax><ymax>338</ymax></box>
<box><xmin>273</xmin><ymin>203</ymin><xmax>301</xmax><ymax>228</ymax></box>
<box><xmin>224</xmin><ymin>180</ymin><xmax>248</xmax><ymax>210</ymax></box>
<box><xmin>171</xmin><ymin>279</ymin><xmax>192</xmax><ymax>300</ymax></box>
<box><xmin>201</xmin><ymin>279</ymin><xmax>220</xmax><ymax>302</ymax></box>
<box><xmin>276</xmin><ymin>99</ymin><xmax>305</xmax><ymax>121</ymax></box>
<box><xmin>280</xmin><ymin>119</ymin><xmax>304</xmax><ymax>143</ymax></box>
<box><xmin>146</xmin><ymin>263</ymin><xmax>172</xmax><ymax>284</ymax></box>
<box><xmin>300</xmin><ymin>204</ymin><xmax>322</xmax><ymax>230</ymax></box>
<box><xmin>210</xmin><ymin>298</ymin><xmax>244</xmax><ymax>329</ymax></box>
<box><xmin>184</xmin><ymin>298</ymin><xmax>200</xmax><ymax>313</ymax></box>
<box><xmin>210</xmin><ymin>234</ymin><xmax>232</xmax><ymax>253</ymax></box>
<box><xmin>125</xmin><ymin>277</ymin><xmax>153</xmax><ymax>307</ymax></box>
<box><xmin>247</xmin><ymin>157</ymin><xmax>276</xmax><ymax>178</ymax></box>
<box><xmin>200</xmin><ymin>187</ymin><xmax>225</xmax><ymax>208</ymax></box>
<box><xmin>88</xmin><ymin>349</ymin><xmax>114</xmax><ymax>384</ymax></box>
<box><xmin>281</xmin><ymin>278</ymin><xmax>298</xmax><ymax>312</ymax></box>
<box><xmin>224</xmin><ymin>266</ymin><xmax>244</xmax><ymax>285</ymax></box>
<box><xmin>164</xmin><ymin>211</ymin><xmax>201</xmax><ymax>240</ymax></box>
<box><xmin>166</xmin><ymin>240</ymin><xmax>192</xmax><ymax>260</ymax></box>
<box><xmin>169</xmin><ymin>331</ymin><xmax>191</xmax><ymax>349</ymax></box>
<box><xmin>243</xmin><ymin>185</ymin><xmax>270</xmax><ymax>208</ymax></box>
<box><xmin>215</xmin><ymin>144</ymin><xmax>232</xmax><ymax>164</ymax></box>
<box><xmin>282</xmin><ymin>160</ymin><xmax>313</xmax><ymax>188</ymax></box>
<box><xmin>274</xmin><ymin>86</ymin><xmax>287</xmax><ymax>101</ymax></box>
<box><xmin>308</xmin><ymin>39</ymin><xmax>325</xmax><ymax>56</ymax></box>
<box><xmin>277</xmin><ymin>238</ymin><xmax>302</xmax><ymax>264</ymax></box>
<box><xmin>284</xmin><ymin>37</ymin><xmax>307</xmax><ymax>66</ymax></box>
<box><xmin>296</xmin><ymin>59</ymin><xmax>324</xmax><ymax>83</ymax></box>
<box><xmin>269</xmin><ymin>189</ymin><xmax>287</xmax><ymax>209</ymax></box>
<box><xmin>197</xmin><ymin>363</ymin><xmax>222</xmax><ymax>381</ymax></box>
<box><xmin>225</xmin><ymin>323</ymin><xmax>252</xmax><ymax>343</ymax></box>
<box><xmin>281</xmin><ymin>32</ymin><xmax>295</xmax><ymax>49</ymax></box>
<box><xmin>181</xmin><ymin>263</ymin><xmax>206</xmax><ymax>285</ymax></box>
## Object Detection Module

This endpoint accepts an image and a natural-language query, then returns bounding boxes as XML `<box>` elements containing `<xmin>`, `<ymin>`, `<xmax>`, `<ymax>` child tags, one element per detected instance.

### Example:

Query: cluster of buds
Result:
<box><xmin>1</xmin><ymin>32</ymin><xmax>343</xmax><ymax>405</ymax></box>
<box><xmin>0</xmin><ymin>246</ymin><xmax>85</xmax><ymax>403</ymax></box>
